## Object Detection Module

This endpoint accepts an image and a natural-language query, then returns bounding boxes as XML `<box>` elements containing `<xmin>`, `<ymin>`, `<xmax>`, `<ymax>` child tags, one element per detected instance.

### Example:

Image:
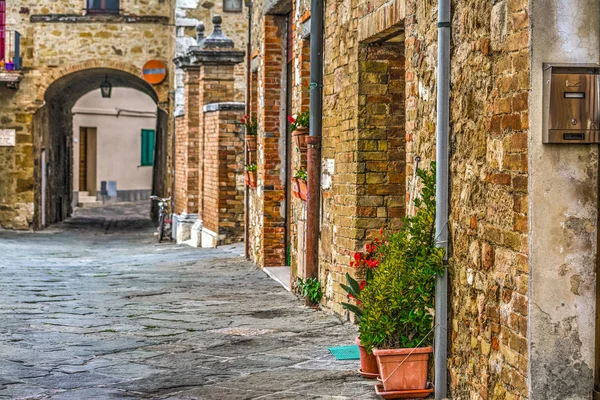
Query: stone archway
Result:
<box><xmin>33</xmin><ymin>63</ymin><xmax>170</xmax><ymax>228</ymax></box>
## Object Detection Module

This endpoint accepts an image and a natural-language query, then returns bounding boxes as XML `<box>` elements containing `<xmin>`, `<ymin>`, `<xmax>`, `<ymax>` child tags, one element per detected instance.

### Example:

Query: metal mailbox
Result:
<box><xmin>543</xmin><ymin>63</ymin><xmax>600</xmax><ymax>143</ymax></box>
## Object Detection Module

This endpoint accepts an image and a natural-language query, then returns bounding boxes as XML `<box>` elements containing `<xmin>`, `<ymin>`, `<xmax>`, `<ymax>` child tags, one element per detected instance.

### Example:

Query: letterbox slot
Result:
<box><xmin>563</xmin><ymin>133</ymin><xmax>586</xmax><ymax>140</ymax></box>
<box><xmin>564</xmin><ymin>92</ymin><xmax>585</xmax><ymax>99</ymax></box>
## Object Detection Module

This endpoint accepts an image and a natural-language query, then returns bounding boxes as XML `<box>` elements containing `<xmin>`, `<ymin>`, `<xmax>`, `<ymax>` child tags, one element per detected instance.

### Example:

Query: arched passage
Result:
<box><xmin>33</xmin><ymin>67</ymin><xmax>169</xmax><ymax>228</ymax></box>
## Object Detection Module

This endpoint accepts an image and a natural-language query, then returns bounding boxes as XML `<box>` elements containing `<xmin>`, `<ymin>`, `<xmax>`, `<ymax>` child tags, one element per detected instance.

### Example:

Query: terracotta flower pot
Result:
<box><xmin>292</xmin><ymin>127</ymin><xmax>308</xmax><ymax>152</ymax></box>
<box><xmin>245</xmin><ymin>135</ymin><xmax>257</xmax><ymax>152</ymax></box>
<box><xmin>291</xmin><ymin>177</ymin><xmax>302</xmax><ymax>199</ymax></box>
<box><xmin>298</xmin><ymin>179</ymin><xmax>307</xmax><ymax>201</ymax></box>
<box><xmin>245</xmin><ymin>171</ymin><xmax>257</xmax><ymax>188</ymax></box>
<box><xmin>355</xmin><ymin>337</ymin><xmax>379</xmax><ymax>379</ymax></box>
<box><xmin>373</xmin><ymin>346</ymin><xmax>433</xmax><ymax>393</ymax></box>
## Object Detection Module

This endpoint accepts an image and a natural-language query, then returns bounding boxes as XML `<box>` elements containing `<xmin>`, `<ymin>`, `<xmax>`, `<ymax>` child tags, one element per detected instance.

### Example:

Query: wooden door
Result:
<box><xmin>79</xmin><ymin>129</ymin><xmax>87</xmax><ymax>192</ymax></box>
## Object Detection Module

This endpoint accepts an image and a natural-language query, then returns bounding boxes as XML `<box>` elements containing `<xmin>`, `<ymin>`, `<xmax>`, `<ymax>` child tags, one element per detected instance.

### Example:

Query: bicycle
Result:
<box><xmin>150</xmin><ymin>196</ymin><xmax>172</xmax><ymax>243</ymax></box>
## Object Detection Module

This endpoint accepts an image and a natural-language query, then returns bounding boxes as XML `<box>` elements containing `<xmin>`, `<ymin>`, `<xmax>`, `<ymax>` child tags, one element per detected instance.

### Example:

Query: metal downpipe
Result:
<box><xmin>305</xmin><ymin>0</ymin><xmax>323</xmax><ymax>279</ymax></box>
<box><xmin>244</xmin><ymin>1</ymin><xmax>252</xmax><ymax>259</ymax></box>
<box><xmin>434</xmin><ymin>0</ymin><xmax>450</xmax><ymax>398</ymax></box>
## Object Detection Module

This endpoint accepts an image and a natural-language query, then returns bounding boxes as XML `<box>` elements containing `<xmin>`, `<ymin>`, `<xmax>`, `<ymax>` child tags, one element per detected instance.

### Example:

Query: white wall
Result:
<box><xmin>72</xmin><ymin>87</ymin><xmax>157</xmax><ymax>194</ymax></box>
<box><xmin>530</xmin><ymin>0</ymin><xmax>600</xmax><ymax>398</ymax></box>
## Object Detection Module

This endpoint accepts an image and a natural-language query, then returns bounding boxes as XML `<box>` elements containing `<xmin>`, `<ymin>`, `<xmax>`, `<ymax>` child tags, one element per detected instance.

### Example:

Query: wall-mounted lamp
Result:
<box><xmin>100</xmin><ymin>75</ymin><xmax>112</xmax><ymax>98</ymax></box>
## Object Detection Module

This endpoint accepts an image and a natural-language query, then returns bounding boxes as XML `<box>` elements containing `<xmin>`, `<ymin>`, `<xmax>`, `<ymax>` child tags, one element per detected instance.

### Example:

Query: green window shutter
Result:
<box><xmin>141</xmin><ymin>129</ymin><xmax>155</xmax><ymax>166</ymax></box>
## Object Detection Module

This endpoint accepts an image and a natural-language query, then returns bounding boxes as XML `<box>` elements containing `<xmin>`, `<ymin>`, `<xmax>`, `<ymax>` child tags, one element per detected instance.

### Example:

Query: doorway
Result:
<box><xmin>78</xmin><ymin>127</ymin><xmax>97</xmax><ymax>196</ymax></box>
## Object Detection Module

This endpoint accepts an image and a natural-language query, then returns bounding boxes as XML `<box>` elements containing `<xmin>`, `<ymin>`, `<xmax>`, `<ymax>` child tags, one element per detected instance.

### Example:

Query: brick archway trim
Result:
<box><xmin>36</xmin><ymin>60</ymin><xmax>158</xmax><ymax>103</ymax></box>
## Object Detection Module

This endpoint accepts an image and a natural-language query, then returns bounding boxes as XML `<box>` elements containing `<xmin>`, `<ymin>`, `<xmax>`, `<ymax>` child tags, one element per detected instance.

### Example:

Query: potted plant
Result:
<box><xmin>288</xmin><ymin>111</ymin><xmax>309</xmax><ymax>152</ymax></box>
<box><xmin>242</xmin><ymin>114</ymin><xmax>258</xmax><ymax>152</ymax></box>
<box><xmin>341</xmin><ymin>237</ymin><xmax>382</xmax><ymax>379</ymax></box>
<box><xmin>294</xmin><ymin>167</ymin><xmax>308</xmax><ymax>201</ymax></box>
<box><xmin>358</xmin><ymin>163</ymin><xmax>444</xmax><ymax>396</ymax></box>
<box><xmin>244</xmin><ymin>163</ymin><xmax>257</xmax><ymax>188</ymax></box>
<box><xmin>296</xmin><ymin>277</ymin><xmax>322</xmax><ymax>308</ymax></box>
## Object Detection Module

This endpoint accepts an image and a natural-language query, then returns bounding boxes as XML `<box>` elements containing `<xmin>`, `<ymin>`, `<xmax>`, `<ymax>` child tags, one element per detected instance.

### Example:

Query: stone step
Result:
<box><xmin>77</xmin><ymin>201</ymin><xmax>103</xmax><ymax>208</ymax></box>
<box><xmin>79</xmin><ymin>195</ymin><xmax>99</xmax><ymax>203</ymax></box>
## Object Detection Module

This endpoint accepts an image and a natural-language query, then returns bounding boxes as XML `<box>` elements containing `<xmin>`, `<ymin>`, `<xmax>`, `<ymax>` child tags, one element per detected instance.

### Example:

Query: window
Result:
<box><xmin>87</xmin><ymin>0</ymin><xmax>120</xmax><ymax>13</ymax></box>
<box><xmin>223</xmin><ymin>0</ymin><xmax>242</xmax><ymax>12</ymax></box>
<box><xmin>141</xmin><ymin>129</ymin><xmax>155</xmax><ymax>166</ymax></box>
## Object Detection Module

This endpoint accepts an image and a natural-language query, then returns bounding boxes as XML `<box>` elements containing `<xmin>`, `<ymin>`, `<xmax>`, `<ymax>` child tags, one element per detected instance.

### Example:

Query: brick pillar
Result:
<box><xmin>259</xmin><ymin>15</ymin><xmax>286</xmax><ymax>266</ymax></box>
<box><xmin>201</xmin><ymin>103</ymin><xmax>245</xmax><ymax>246</ymax></box>
<box><xmin>175</xmin><ymin>15</ymin><xmax>245</xmax><ymax>247</ymax></box>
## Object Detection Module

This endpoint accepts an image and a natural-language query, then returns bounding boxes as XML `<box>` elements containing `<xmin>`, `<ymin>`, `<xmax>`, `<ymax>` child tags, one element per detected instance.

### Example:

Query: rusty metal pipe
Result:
<box><xmin>306</xmin><ymin>0</ymin><xmax>324</xmax><ymax>279</ymax></box>
<box><xmin>305</xmin><ymin>136</ymin><xmax>321</xmax><ymax>278</ymax></box>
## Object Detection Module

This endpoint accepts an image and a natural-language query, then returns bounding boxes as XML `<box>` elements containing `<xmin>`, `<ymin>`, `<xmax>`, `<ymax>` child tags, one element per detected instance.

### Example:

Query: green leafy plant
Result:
<box><xmin>340</xmin><ymin>235</ymin><xmax>383</xmax><ymax>319</ymax></box>
<box><xmin>288</xmin><ymin>111</ymin><xmax>310</xmax><ymax>132</ymax></box>
<box><xmin>358</xmin><ymin>162</ymin><xmax>445</xmax><ymax>353</ymax></box>
<box><xmin>245</xmin><ymin>163</ymin><xmax>257</xmax><ymax>172</ymax></box>
<box><xmin>297</xmin><ymin>277</ymin><xmax>323</xmax><ymax>304</ymax></box>
<box><xmin>241</xmin><ymin>114</ymin><xmax>258</xmax><ymax>136</ymax></box>
<box><xmin>294</xmin><ymin>167</ymin><xmax>308</xmax><ymax>181</ymax></box>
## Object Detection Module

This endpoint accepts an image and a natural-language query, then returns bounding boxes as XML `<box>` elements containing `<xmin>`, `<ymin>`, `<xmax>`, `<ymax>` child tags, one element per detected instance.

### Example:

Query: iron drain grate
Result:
<box><xmin>327</xmin><ymin>345</ymin><xmax>360</xmax><ymax>360</ymax></box>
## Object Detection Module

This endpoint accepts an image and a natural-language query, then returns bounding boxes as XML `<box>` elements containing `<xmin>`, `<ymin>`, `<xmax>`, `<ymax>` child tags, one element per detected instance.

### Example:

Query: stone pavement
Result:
<box><xmin>0</xmin><ymin>202</ymin><xmax>379</xmax><ymax>399</ymax></box>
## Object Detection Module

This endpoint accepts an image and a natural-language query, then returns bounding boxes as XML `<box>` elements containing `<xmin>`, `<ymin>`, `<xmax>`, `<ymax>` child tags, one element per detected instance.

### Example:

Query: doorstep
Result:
<box><xmin>263</xmin><ymin>266</ymin><xmax>291</xmax><ymax>292</ymax></box>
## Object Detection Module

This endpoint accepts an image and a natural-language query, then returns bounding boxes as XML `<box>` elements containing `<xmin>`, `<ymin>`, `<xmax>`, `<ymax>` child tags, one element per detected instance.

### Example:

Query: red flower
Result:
<box><xmin>359</xmin><ymin>281</ymin><xmax>367</xmax><ymax>290</ymax></box>
<box><xmin>379</xmin><ymin>228</ymin><xmax>383</xmax><ymax>234</ymax></box>
<box><xmin>354</xmin><ymin>253</ymin><xmax>361</xmax><ymax>261</ymax></box>
<box><xmin>350</xmin><ymin>261</ymin><xmax>354</xmax><ymax>268</ymax></box>
<box><xmin>348</xmin><ymin>293</ymin><xmax>355</xmax><ymax>299</ymax></box>
<box><xmin>288</xmin><ymin>116</ymin><xmax>296</xmax><ymax>124</ymax></box>
<box><xmin>356</xmin><ymin>300</ymin><xmax>362</xmax><ymax>305</ymax></box>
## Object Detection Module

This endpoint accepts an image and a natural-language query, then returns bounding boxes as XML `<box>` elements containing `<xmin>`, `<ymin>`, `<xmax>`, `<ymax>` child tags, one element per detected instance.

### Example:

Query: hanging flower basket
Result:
<box><xmin>245</xmin><ymin>135</ymin><xmax>257</xmax><ymax>152</ymax></box>
<box><xmin>292</xmin><ymin>127</ymin><xmax>308</xmax><ymax>152</ymax></box>
<box><xmin>298</xmin><ymin>178</ymin><xmax>307</xmax><ymax>201</ymax></box>
<box><xmin>291</xmin><ymin>177</ymin><xmax>302</xmax><ymax>199</ymax></box>
<box><xmin>244</xmin><ymin>170</ymin><xmax>257</xmax><ymax>188</ymax></box>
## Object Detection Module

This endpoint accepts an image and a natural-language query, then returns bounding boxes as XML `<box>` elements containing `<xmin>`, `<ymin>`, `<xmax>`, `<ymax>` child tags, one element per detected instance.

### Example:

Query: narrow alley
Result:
<box><xmin>0</xmin><ymin>203</ymin><xmax>375</xmax><ymax>399</ymax></box>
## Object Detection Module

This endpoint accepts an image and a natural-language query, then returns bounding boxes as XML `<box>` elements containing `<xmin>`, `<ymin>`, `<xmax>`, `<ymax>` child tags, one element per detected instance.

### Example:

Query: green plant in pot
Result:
<box><xmin>244</xmin><ymin>163</ymin><xmax>257</xmax><ymax>188</ymax></box>
<box><xmin>340</xmin><ymin>237</ymin><xmax>382</xmax><ymax>378</ymax></box>
<box><xmin>242</xmin><ymin>114</ymin><xmax>258</xmax><ymax>152</ymax></box>
<box><xmin>294</xmin><ymin>168</ymin><xmax>308</xmax><ymax>201</ymax></box>
<box><xmin>358</xmin><ymin>162</ymin><xmax>444</xmax><ymax>395</ymax></box>
<box><xmin>288</xmin><ymin>111</ymin><xmax>310</xmax><ymax>152</ymax></box>
<box><xmin>296</xmin><ymin>277</ymin><xmax>322</xmax><ymax>308</ymax></box>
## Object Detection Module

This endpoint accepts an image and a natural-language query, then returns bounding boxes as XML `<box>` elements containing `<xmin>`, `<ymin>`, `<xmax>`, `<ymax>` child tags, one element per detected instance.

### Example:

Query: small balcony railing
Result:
<box><xmin>1</xmin><ymin>30</ymin><xmax>22</xmax><ymax>71</ymax></box>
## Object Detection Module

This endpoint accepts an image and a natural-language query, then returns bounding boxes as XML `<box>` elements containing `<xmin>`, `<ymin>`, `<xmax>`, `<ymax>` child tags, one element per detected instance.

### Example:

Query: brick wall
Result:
<box><xmin>202</xmin><ymin>107</ymin><xmax>245</xmax><ymax>244</ymax></box>
<box><xmin>247</xmin><ymin>14</ymin><xmax>287</xmax><ymax>267</ymax></box>
<box><xmin>174</xmin><ymin>67</ymin><xmax>201</xmax><ymax>215</ymax></box>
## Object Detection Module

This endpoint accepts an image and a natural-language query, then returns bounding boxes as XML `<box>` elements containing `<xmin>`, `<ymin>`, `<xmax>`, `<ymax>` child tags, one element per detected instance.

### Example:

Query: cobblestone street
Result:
<box><xmin>0</xmin><ymin>203</ymin><xmax>376</xmax><ymax>399</ymax></box>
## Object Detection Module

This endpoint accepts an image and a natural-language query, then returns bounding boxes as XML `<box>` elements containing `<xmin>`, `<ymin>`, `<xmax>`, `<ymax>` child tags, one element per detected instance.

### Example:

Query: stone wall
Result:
<box><xmin>0</xmin><ymin>1</ymin><xmax>174</xmax><ymax>229</ymax></box>
<box><xmin>403</xmin><ymin>0</ymin><xmax>530</xmax><ymax>398</ymax></box>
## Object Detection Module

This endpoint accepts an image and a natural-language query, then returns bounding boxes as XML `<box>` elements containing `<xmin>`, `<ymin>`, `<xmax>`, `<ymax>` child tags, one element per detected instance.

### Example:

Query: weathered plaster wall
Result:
<box><xmin>529</xmin><ymin>0</ymin><xmax>600</xmax><ymax>398</ymax></box>
<box><xmin>72</xmin><ymin>88</ymin><xmax>157</xmax><ymax>193</ymax></box>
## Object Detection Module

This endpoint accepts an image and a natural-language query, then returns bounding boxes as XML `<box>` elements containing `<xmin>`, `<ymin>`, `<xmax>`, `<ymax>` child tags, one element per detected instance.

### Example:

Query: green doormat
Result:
<box><xmin>328</xmin><ymin>345</ymin><xmax>360</xmax><ymax>360</ymax></box>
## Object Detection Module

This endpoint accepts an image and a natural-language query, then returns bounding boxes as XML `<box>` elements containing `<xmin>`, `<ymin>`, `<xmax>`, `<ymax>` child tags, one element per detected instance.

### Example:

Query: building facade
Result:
<box><xmin>245</xmin><ymin>0</ymin><xmax>600</xmax><ymax>398</ymax></box>
<box><xmin>0</xmin><ymin>0</ymin><xmax>174</xmax><ymax>229</ymax></box>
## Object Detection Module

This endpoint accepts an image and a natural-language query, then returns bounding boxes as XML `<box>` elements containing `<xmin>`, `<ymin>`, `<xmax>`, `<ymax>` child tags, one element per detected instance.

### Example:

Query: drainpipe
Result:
<box><xmin>244</xmin><ymin>0</ymin><xmax>252</xmax><ymax>259</ymax></box>
<box><xmin>306</xmin><ymin>0</ymin><xmax>323</xmax><ymax>279</ymax></box>
<box><xmin>434</xmin><ymin>0</ymin><xmax>450</xmax><ymax>398</ymax></box>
